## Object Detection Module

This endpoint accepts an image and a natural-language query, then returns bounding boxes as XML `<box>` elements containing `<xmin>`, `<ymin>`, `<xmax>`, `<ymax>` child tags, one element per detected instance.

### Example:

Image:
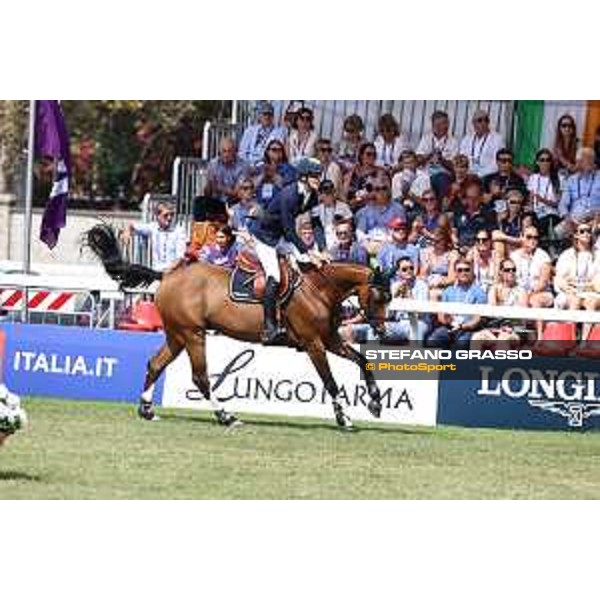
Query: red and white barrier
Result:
<box><xmin>0</xmin><ymin>289</ymin><xmax>77</xmax><ymax>312</ymax></box>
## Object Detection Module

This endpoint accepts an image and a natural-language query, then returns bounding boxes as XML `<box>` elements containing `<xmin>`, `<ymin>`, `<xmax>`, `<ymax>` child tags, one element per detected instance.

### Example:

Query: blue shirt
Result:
<box><xmin>230</xmin><ymin>201</ymin><xmax>256</xmax><ymax>230</ymax></box>
<box><xmin>376</xmin><ymin>242</ymin><xmax>420</xmax><ymax>272</ymax></box>
<box><xmin>355</xmin><ymin>201</ymin><xmax>407</xmax><ymax>237</ymax></box>
<box><xmin>238</xmin><ymin>124</ymin><xmax>287</xmax><ymax>165</ymax></box>
<box><xmin>330</xmin><ymin>242</ymin><xmax>369</xmax><ymax>265</ymax></box>
<box><xmin>559</xmin><ymin>170</ymin><xmax>600</xmax><ymax>220</ymax></box>
<box><xmin>206</xmin><ymin>157</ymin><xmax>250</xmax><ymax>203</ymax></box>
<box><xmin>389</xmin><ymin>278</ymin><xmax>429</xmax><ymax>321</ymax></box>
<box><xmin>442</xmin><ymin>282</ymin><xmax>487</xmax><ymax>325</ymax></box>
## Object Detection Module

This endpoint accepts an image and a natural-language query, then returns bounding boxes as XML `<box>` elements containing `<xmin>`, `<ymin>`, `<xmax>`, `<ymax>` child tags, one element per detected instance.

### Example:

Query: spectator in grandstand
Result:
<box><xmin>466</xmin><ymin>227</ymin><xmax>500</xmax><ymax>294</ymax></box>
<box><xmin>238</xmin><ymin>101</ymin><xmax>287</xmax><ymax>165</ymax></box>
<box><xmin>344</xmin><ymin>142</ymin><xmax>385</xmax><ymax>210</ymax></box>
<box><xmin>296</xmin><ymin>217</ymin><xmax>318</xmax><ymax>253</ymax></box>
<box><xmin>459</xmin><ymin>109</ymin><xmax>504</xmax><ymax>178</ymax></box>
<box><xmin>197</xmin><ymin>224</ymin><xmax>238</xmax><ymax>269</ymax></box>
<box><xmin>354</xmin><ymin>173</ymin><xmax>406</xmax><ymax>245</ymax></box>
<box><xmin>337</xmin><ymin>114</ymin><xmax>365</xmax><ymax>172</ymax></box>
<box><xmin>492</xmin><ymin>189</ymin><xmax>530</xmax><ymax>259</ymax></box>
<box><xmin>446</xmin><ymin>154</ymin><xmax>471</xmax><ymax>212</ymax></box>
<box><xmin>510</xmin><ymin>224</ymin><xmax>554</xmax><ymax>338</ymax></box>
<box><xmin>528</xmin><ymin>148</ymin><xmax>562</xmax><ymax>250</ymax></box>
<box><xmin>123</xmin><ymin>199</ymin><xmax>187</xmax><ymax>273</ymax></box>
<box><xmin>482</xmin><ymin>148</ymin><xmax>528</xmax><ymax>206</ymax></box>
<box><xmin>408</xmin><ymin>190</ymin><xmax>445</xmax><ymax>247</ymax></box>
<box><xmin>470</xmin><ymin>257</ymin><xmax>526</xmax><ymax>349</ymax></box>
<box><xmin>554</xmin><ymin>223</ymin><xmax>600</xmax><ymax>340</ymax></box>
<box><xmin>557</xmin><ymin>147</ymin><xmax>600</xmax><ymax>237</ymax></box>
<box><xmin>553</xmin><ymin>114</ymin><xmax>579</xmax><ymax>175</ymax></box>
<box><xmin>391</xmin><ymin>149</ymin><xmax>431</xmax><ymax>205</ymax></box>
<box><xmin>205</xmin><ymin>138</ymin><xmax>250</xmax><ymax>206</ymax></box>
<box><xmin>311</xmin><ymin>179</ymin><xmax>352</xmax><ymax>248</ymax></box>
<box><xmin>287</xmin><ymin>107</ymin><xmax>318</xmax><ymax>163</ymax></box>
<box><xmin>316</xmin><ymin>138</ymin><xmax>343</xmax><ymax>195</ymax></box>
<box><xmin>254</xmin><ymin>140</ymin><xmax>297</xmax><ymax>206</ymax></box>
<box><xmin>419</xmin><ymin>225</ymin><xmax>459</xmax><ymax>301</ymax></box>
<box><xmin>329</xmin><ymin>219</ymin><xmax>369</xmax><ymax>265</ymax></box>
<box><xmin>376</xmin><ymin>217</ymin><xmax>420</xmax><ymax>273</ymax></box>
<box><xmin>373</xmin><ymin>113</ymin><xmax>408</xmax><ymax>172</ymax></box>
<box><xmin>230</xmin><ymin>177</ymin><xmax>258</xmax><ymax>231</ymax></box>
<box><xmin>452</xmin><ymin>175</ymin><xmax>496</xmax><ymax>251</ymax></box>
<box><xmin>426</xmin><ymin>257</ymin><xmax>487</xmax><ymax>348</ymax></box>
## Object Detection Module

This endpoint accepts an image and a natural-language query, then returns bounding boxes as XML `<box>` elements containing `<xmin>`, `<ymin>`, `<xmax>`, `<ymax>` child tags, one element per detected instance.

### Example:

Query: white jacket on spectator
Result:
<box><xmin>374</xmin><ymin>135</ymin><xmax>408</xmax><ymax>169</ymax></box>
<box><xmin>416</xmin><ymin>132</ymin><xmax>459</xmax><ymax>161</ymax></box>
<box><xmin>459</xmin><ymin>131</ymin><xmax>504</xmax><ymax>178</ymax></box>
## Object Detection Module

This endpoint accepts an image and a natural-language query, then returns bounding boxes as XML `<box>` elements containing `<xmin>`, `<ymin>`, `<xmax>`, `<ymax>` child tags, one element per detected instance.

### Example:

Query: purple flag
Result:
<box><xmin>35</xmin><ymin>100</ymin><xmax>71</xmax><ymax>249</ymax></box>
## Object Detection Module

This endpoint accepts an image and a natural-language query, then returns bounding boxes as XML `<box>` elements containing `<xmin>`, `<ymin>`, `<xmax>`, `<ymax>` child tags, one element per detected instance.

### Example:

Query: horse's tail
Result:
<box><xmin>84</xmin><ymin>223</ymin><xmax>163</xmax><ymax>289</ymax></box>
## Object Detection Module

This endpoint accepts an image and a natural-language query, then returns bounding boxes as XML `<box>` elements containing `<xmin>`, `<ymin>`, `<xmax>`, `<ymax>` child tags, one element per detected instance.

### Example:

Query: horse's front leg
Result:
<box><xmin>306</xmin><ymin>340</ymin><xmax>353</xmax><ymax>430</ymax></box>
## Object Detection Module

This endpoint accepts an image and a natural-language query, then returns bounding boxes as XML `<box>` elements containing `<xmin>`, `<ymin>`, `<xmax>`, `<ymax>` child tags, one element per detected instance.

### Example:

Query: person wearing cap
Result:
<box><xmin>287</xmin><ymin>107</ymin><xmax>318</xmax><ymax>163</ymax></box>
<box><xmin>376</xmin><ymin>216</ymin><xmax>420</xmax><ymax>274</ymax></box>
<box><xmin>459</xmin><ymin>110</ymin><xmax>505</xmax><ymax>178</ymax></box>
<box><xmin>238</xmin><ymin>101</ymin><xmax>287</xmax><ymax>165</ymax></box>
<box><xmin>247</xmin><ymin>157</ymin><xmax>329</xmax><ymax>343</ymax></box>
<box><xmin>310</xmin><ymin>179</ymin><xmax>352</xmax><ymax>248</ymax></box>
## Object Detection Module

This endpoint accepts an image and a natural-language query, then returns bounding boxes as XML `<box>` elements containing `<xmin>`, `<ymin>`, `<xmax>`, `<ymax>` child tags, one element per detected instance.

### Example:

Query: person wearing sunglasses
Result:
<box><xmin>376</xmin><ymin>217</ymin><xmax>420</xmax><ymax>274</ymax></box>
<box><xmin>470</xmin><ymin>258</ymin><xmax>527</xmax><ymax>350</ymax></box>
<box><xmin>482</xmin><ymin>148</ymin><xmax>528</xmax><ymax>207</ymax></box>
<box><xmin>238</xmin><ymin>101</ymin><xmax>287</xmax><ymax>166</ymax></box>
<box><xmin>205</xmin><ymin>137</ymin><xmax>251</xmax><ymax>206</ymax></box>
<box><xmin>419</xmin><ymin>225</ymin><xmax>459</xmax><ymax>301</ymax></box>
<box><xmin>510</xmin><ymin>225</ymin><xmax>553</xmax><ymax>339</ymax></box>
<box><xmin>329</xmin><ymin>219</ymin><xmax>369</xmax><ymax>265</ymax></box>
<box><xmin>229</xmin><ymin>177</ymin><xmax>258</xmax><ymax>232</ymax></box>
<box><xmin>254</xmin><ymin>140</ymin><xmax>297</xmax><ymax>206</ymax></box>
<box><xmin>337</xmin><ymin>114</ymin><xmax>366</xmax><ymax>173</ymax></box>
<box><xmin>426</xmin><ymin>257</ymin><xmax>487</xmax><ymax>349</ymax></box>
<box><xmin>553</xmin><ymin>114</ymin><xmax>578</xmax><ymax>176</ymax></box>
<box><xmin>554</xmin><ymin>223</ymin><xmax>600</xmax><ymax>340</ymax></box>
<box><xmin>492</xmin><ymin>189</ymin><xmax>530</xmax><ymax>259</ymax></box>
<box><xmin>310</xmin><ymin>179</ymin><xmax>352</xmax><ymax>248</ymax></box>
<box><xmin>458</xmin><ymin>109</ymin><xmax>505</xmax><ymax>178</ymax></box>
<box><xmin>374</xmin><ymin>113</ymin><xmax>408</xmax><ymax>172</ymax></box>
<box><xmin>466</xmin><ymin>227</ymin><xmax>500</xmax><ymax>294</ymax></box>
<box><xmin>287</xmin><ymin>107</ymin><xmax>318</xmax><ymax>163</ymax></box>
<box><xmin>528</xmin><ymin>149</ymin><xmax>562</xmax><ymax>252</ymax></box>
<box><xmin>344</xmin><ymin>142</ymin><xmax>385</xmax><ymax>210</ymax></box>
<box><xmin>316</xmin><ymin>138</ymin><xmax>342</xmax><ymax>195</ymax></box>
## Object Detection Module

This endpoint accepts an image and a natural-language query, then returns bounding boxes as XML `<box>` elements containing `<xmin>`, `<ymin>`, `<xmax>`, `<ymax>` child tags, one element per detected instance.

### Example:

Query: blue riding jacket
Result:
<box><xmin>248</xmin><ymin>181</ymin><xmax>326</xmax><ymax>253</ymax></box>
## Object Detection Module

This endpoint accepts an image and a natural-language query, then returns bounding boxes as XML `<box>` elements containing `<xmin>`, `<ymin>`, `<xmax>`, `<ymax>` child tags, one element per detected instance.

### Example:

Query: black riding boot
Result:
<box><xmin>262</xmin><ymin>276</ymin><xmax>282</xmax><ymax>344</ymax></box>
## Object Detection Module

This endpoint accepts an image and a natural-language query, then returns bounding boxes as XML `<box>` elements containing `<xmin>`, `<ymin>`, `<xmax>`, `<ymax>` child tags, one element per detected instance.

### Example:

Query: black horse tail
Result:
<box><xmin>84</xmin><ymin>223</ymin><xmax>163</xmax><ymax>289</ymax></box>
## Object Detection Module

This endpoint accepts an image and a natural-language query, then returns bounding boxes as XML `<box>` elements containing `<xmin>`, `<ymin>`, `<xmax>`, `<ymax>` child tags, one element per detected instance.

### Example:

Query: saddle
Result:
<box><xmin>229</xmin><ymin>247</ymin><xmax>299</xmax><ymax>304</ymax></box>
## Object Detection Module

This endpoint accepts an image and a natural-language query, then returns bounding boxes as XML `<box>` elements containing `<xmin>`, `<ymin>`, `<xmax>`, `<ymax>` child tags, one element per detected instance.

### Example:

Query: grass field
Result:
<box><xmin>2</xmin><ymin>397</ymin><xmax>600</xmax><ymax>499</ymax></box>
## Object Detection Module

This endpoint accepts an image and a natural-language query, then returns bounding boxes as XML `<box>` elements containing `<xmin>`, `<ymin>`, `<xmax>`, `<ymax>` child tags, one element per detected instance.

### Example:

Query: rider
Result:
<box><xmin>247</xmin><ymin>157</ymin><xmax>329</xmax><ymax>344</ymax></box>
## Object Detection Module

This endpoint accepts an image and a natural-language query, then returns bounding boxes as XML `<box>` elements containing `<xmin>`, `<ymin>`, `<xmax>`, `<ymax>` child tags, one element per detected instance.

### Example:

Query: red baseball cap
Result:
<box><xmin>388</xmin><ymin>217</ymin><xmax>407</xmax><ymax>230</ymax></box>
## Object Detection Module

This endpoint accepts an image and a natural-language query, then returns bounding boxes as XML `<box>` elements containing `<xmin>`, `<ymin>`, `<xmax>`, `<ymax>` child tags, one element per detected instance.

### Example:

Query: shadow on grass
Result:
<box><xmin>0</xmin><ymin>470</ymin><xmax>44</xmax><ymax>482</ymax></box>
<box><xmin>157</xmin><ymin>412</ymin><xmax>434</xmax><ymax>436</ymax></box>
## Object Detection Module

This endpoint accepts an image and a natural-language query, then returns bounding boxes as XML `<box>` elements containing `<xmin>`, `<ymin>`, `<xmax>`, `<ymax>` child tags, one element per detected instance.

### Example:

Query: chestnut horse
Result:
<box><xmin>86</xmin><ymin>224</ymin><xmax>388</xmax><ymax>430</ymax></box>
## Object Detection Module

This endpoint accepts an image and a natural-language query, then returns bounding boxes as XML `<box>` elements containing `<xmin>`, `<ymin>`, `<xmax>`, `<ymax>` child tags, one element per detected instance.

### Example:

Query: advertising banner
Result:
<box><xmin>162</xmin><ymin>335</ymin><xmax>439</xmax><ymax>426</ymax></box>
<box><xmin>0</xmin><ymin>323</ymin><xmax>165</xmax><ymax>404</ymax></box>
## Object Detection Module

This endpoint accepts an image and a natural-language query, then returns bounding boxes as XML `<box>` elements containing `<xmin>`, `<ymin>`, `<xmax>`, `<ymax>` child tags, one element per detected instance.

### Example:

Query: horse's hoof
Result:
<box><xmin>215</xmin><ymin>410</ymin><xmax>242</xmax><ymax>428</ymax></box>
<box><xmin>138</xmin><ymin>403</ymin><xmax>159</xmax><ymax>421</ymax></box>
<box><xmin>334</xmin><ymin>406</ymin><xmax>354</xmax><ymax>431</ymax></box>
<box><xmin>367</xmin><ymin>399</ymin><xmax>382</xmax><ymax>419</ymax></box>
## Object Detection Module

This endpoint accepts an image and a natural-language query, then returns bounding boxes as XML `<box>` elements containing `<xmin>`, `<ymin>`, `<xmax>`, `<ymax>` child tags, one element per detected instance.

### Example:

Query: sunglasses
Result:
<box><xmin>336</xmin><ymin>230</ymin><xmax>351</xmax><ymax>236</ymax></box>
<box><xmin>240</xmin><ymin>185</ymin><xmax>254</xmax><ymax>191</ymax></box>
<box><xmin>268</xmin><ymin>146</ymin><xmax>283</xmax><ymax>152</ymax></box>
<box><xmin>502</xmin><ymin>267</ymin><xmax>517</xmax><ymax>273</ymax></box>
<box><xmin>498</xmin><ymin>157</ymin><xmax>513</xmax><ymax>163</ymax></box>
<box><xmin>560</xmin><ymin>122</ymin><xmax>574</xmax><ymax>129</ymax></box>
<box><xmin>400</xmin><ymin>266</ymin><xmax>414</xmax><ymax>272</ymax></box>
<box><xmin>364</xmin><ymin>151</ymin><xmax>376</xmax><ymax>157</ymax></box>
<box><xmin>537</xmin><ymin>156</ymin><xmax>551</xmax><ymax>163</ymax></box>
<box><xmin>456</xmin><ymin>267</ymin><xmax>471</xmax><ymax>273</ymax></box>
<box><xmin>423</xmin><ymin>197</ymin><xmax>437</xmax><ymax>202</ymax></box>
<box><xmin>373</xmin><ymin>186</ymin><xmax>389</xmax><ymax>192</ymax></box>
<box><xmin>509</xmin><ymin>200</ymin><xmax>521</xmax><ymax>206</ymax></box>
<box><xmin>319</xmin><ymin>147</ymin><xmax>333</xmax><ymax>153</ymax></box>
<box><xmin>578</xmin><ymin>228</ymin><xmax>592</xmax><ymax>234</ymax></box>
<box><xmin>475</xmin><ymin>117</ymin><xmax>489</xmax><ymax>123</ymax></box>
<box><xmin>476</xmin><ymin>237</ymin><xmax>490</xmax><ymax>243</ymax></box>
<box><xmin>525</xmin><ymin>234</ymin><xmax>539</xmax><ymax>240</ymax></box>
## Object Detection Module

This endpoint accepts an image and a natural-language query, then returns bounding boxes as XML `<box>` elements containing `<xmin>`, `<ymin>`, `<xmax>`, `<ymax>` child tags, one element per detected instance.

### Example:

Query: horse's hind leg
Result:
<box><xmin>184</xmin><ymin>329</ymin><xmax>242</xmax><ymax>428</ymax></box>
<box><xmin>306</xmin><ymin>341</ymin><xmax>353</xmax><ymax>430</ymax></box>
<box><xmin>139</xmin><ymin>335</ymin><xmax>184</xmax><ymax>421</ymax></box>
<box><xmin>325</xmin><ymin>336</ymin><xmax>382</xmax><ymax>419</ymax></box>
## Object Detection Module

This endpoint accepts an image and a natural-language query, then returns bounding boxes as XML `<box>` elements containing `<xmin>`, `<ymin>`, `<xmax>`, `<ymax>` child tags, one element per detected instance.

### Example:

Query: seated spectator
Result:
<box><xmin>471</xmin><ymin>258</ymin><xmax>527</xmax><ymax>349</ymax></box>
<box><xmin>557</xmin><ymin>147</ymin><xmax>600</xmax><ymax>238</ymax></box>
<box><xmin>229</xmin><ymin>177</ymin><xmax>258</xmax><ymax>231</ymax></box>
<box><xmin>376</xmin><ymin>217</ymin><xmax>420</xmax><ymax>273</ymax></box>
<box><xmin>238</xmin><ymin>101</ymin><xmax>287</xmax><ymax>165</ymax></box>
<box><xmin>492</xmin><ymin>189</ymin><xmax>529</xmax><ymax>258</ymax></box>
<box><xmin>553</xmin><ymin>114</ymin><xmax>578</xmax><ymax>176</ymax></box>
<box><xmin>329</xmin><ymin>219</ymin><xmax>369</xmax><ymax>265</ymax></box>
<box><xmin>510</xmin><ymin>225</ymin><xmax>554</xmax><ymax>338</ymax></box>
<box><xmin>205</xmin><ymin>137</ymin><xmax>250</xmax><ymax>206</ymax></box>
<box><xmin>426</xmin><ymin>258</ymin><xmax>487</xmax><ymax>349</ymax></box>
<box><xmin>337</xmin><ymin>114</ymin><xmax>365</xmax><ymax>173</ymax></box>
<box><xmin>452</xmin><ymin>175</ymin><xmax>496</xmax><ymax>251</ymax></box>
<box><xmin>287</xmin><ymin>106</ymin><xmax>318</xmax><ymax>163</ymax></box>
<box><xmin>316</xmin><ymin>138</ymin><xmax>343</xmax><ymax>195</ymax></box>
<box><xmin>296</xmin><ymin>217</ymin><xmax>318</xmax><ymax>253</ymax></box>
<box><xmin>391</xmin><ymin>149</ymin><xmax>431</xmax><ymax>202</ymax></box>
<box><xmin>344</xmin><ymin>142</ymin><xmax>385</xmax><ymax>210</ymax></box>
<box><xmin>124</xmin><ymin>199</ymin><xmax>187</xmax><ymax>273</ymax></box>
<box><xmin>198</xmin><ymin>224</ymin><xmax>238</xmax><ymax>269</ymax></box>
<box><xmin>459</xmin><ymin>109</ymin><xmax>505</xmax><ymax>178</ymax></box>
<box><xmin>482</xmin><ymin>148</ymin><xmax>528</xmax><ymax>206</ymax></box>
<box><xmin>311</xmin><ymin>179</ymin><xmax>352</xmax><ymax>249</ymax></box>
<box><xmin>374</xmin><ymin>113</ymin><xmax>408</xmax><ymax>171</ymax></box>
<box><xmin>354</xmin><ymin>173</ymin><xmax>406</xmax><ymax>245</ymax></box>
<box><xmin>446</xmin><ymin>154</ymin><xmax>471</xmax><ymax>213</ymax></box>
<box><xmin>528</xmin><ymin>149</ymin><xmax>562</xmax><ymax>251</ymax></box>
<box><xmin>409</xmin><ymin>190</ymin><xmax>445</xmax><ymax>246</ymax></box>
<box><xmin>254</xmin><ymin>140</ymin><xmax>297</xmax><ymax>205</ymax></box>
<box><xmin>419</xmin><ymin>225</ymin><xmax>459</xmax><ymax>300</ymax></box>
<box><xmin>554</xmin><ymin>223</ymin><xmax>600</xmax><ymax>340</ymax></box>
<box><xmin>466</xmin><ymin>227</ymin><xmax>501</xmax><ymax>294</ymax></box>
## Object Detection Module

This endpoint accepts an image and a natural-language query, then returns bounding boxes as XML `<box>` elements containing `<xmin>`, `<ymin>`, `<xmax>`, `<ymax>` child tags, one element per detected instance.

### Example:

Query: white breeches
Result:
<box><xmin>253</xmin><ymin>236</ymin><xmax>281</xmax><ymax>283</ymax></box>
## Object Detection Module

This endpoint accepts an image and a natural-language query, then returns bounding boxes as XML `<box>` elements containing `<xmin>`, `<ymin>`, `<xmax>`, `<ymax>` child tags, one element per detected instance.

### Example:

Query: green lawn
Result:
<box><xmin>2</xmin><ymin>398</ymin><xmax>600</xmax><ymax>499</ymax></box>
